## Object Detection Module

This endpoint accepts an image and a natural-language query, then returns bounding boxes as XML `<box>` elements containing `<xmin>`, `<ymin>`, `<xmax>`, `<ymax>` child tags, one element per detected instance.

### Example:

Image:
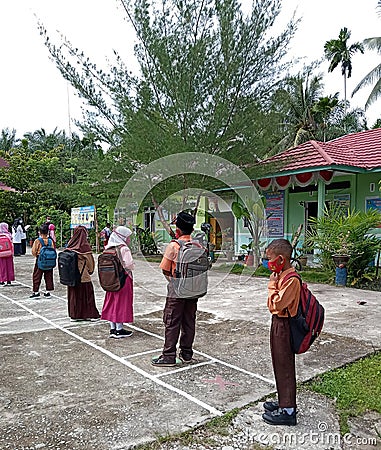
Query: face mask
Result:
<box><xmin>267</xmin><ymin>255</ymin><xmax>285</xmax><ymax>274</ymax></box>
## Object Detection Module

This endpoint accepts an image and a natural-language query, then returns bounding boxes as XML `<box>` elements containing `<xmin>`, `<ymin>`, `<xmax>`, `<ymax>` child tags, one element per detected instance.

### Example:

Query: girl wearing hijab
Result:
<box><xmin>101</xmin><ymin>226</ymin><xmax>134</xmax><ymax>338</ymax></box>
<box><xmin>0</xmin><ymin>222</ymin><xmax>15</xmax><ymax>285</ymax></box>
<box><xmin>65</xmin><ymin>226</ymin><xmax>100</xmax><ymax>321</ymax></box>
<box><xmin>48</xmin><ymin>223</ymin><xmax>57</xmax><ymax>248</ymax></box>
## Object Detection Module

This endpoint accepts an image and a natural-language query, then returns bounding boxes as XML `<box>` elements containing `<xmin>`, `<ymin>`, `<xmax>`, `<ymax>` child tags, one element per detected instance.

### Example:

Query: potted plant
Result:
<box><xmin>240</xmin><ymin>241</ymin><xmax>254</xmax><ymax>266</ymax></box>
<box><xmin>221</xmin><ymin>239</ymin><xmax>234</xmax><ymax>261</ymax></box>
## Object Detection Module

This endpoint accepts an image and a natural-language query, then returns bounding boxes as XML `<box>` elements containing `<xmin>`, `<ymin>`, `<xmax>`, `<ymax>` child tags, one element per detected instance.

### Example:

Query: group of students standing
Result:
<box><xmin>30</xmin><ymin>223</ymin><xmax>135</xmax><ymax>339</ymax></box>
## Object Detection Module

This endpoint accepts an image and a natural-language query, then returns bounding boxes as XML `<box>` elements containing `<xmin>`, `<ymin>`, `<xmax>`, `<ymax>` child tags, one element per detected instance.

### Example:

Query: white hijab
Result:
<box><xmin>105</xmin><ymin>226</ymin><xmax>132</xmax><ymax>249</ymax></box>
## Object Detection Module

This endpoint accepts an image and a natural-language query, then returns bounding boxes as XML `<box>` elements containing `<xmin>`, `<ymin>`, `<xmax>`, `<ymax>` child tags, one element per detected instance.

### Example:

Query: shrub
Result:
<box><xmin>306</xmin><ymin>204</ymin><xmax>381</xmax><ymax>285</ymax></box>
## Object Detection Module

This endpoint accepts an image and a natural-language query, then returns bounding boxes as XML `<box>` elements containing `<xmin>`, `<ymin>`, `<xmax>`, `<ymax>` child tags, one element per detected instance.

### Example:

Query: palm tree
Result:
<box><xmin>351</xmin><ymin>2</ymin><xmax>381</xmax><ymax>110</ymax></box>
<box><xmin>324</xmin><ymin>27</ymin><xmax>364</xmax><ymax>113</ymax></box>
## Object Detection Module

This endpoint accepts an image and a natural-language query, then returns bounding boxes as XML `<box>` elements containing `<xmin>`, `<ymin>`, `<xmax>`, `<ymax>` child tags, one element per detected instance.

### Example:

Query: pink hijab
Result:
<box><xmin>0</xmin><ymin>222</ymin><xmax>12</xmax><ymax>240</ymax></box>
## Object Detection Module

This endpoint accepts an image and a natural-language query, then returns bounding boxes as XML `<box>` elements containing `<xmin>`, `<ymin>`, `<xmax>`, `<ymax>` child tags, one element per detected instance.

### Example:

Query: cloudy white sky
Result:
<box><xmin>1</xmin><ymin>0</ymin><xmax>380</xmax><ymax>139</ymax></box>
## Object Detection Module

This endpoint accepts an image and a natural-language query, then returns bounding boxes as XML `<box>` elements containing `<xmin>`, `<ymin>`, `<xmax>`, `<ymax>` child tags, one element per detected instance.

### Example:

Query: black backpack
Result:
<box><xmin>283</xmin><ymin>272</ymin><xmax>325</xmax><ymax>354</ymax></box>
<box><xmin>171</xmin><ymin>239</ymin><xmax>209</xmax><ymax>299</ymax></box>
<box><xmin>98</xmin><ymin>247</ymin><xmax>126</xmax><ymax>292</ymax></box>
<box><xmin>58</xmin><ymin>250</ymin><xmax>86</xmax><ymax>287</ymax></box>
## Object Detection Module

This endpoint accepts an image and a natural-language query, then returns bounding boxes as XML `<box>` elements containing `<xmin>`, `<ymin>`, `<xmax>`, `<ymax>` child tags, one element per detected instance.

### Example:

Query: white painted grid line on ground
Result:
<box><xmin>128</xmin><ymin>324</ymin><xmax>276</xmax><ymax>386</ymax></box>
<box><xmin>124</xmin><ymin>348</ymin><xmax>165</xmax><ymax>359</ymax></box>
<box><xmin>0</xmin><ymin>291</ymin><xmax>222</xmax><ymax>417</ymax></box>
<box><xmin>13</xmin><ymin>280</ymin><xmax>275</xmax><ymax>385</ymax></box>
<box><xmin>154</xmin><ymin>360</ymin><xmax>216</xmax><ymax>378</ymax></box>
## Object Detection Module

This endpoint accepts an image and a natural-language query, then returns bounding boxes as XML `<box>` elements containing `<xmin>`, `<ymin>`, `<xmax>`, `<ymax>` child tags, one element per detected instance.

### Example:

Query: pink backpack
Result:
<box><xmin>0</xmin><ymin>234</ymin><xmax>13</xmax><ymax>257</ymax></box>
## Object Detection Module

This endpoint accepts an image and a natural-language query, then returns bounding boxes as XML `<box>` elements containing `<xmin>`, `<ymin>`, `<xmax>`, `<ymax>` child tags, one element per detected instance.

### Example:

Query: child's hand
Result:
<box><xmin>269</xmin><ymin>272</ymin><xmax>278</xmax><ymax>282</ymax></box>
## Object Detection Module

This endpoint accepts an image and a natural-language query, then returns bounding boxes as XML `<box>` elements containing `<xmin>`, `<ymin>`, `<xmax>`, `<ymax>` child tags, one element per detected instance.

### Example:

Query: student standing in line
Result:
<box><xmin>65</xmin><ymin>226</ymin><xmax>100</xmax><ymax>321</ymax></box>
<box><xmin>12</xmin><ymin>218</ymin><xmax>23</xmax><ymax>256</ymax></box>
<box><xmin>48</xmin><ymin>223</ymin><xmax>57</xmax><ymax>248</ymax></box>
<box><xmin>262</xmin><ymin>238</ymin><xmax>300</xmax><ymax>426</ymax></box>
<box><xmin>152</xmin><ymin>211</ymin><xmax>198</xmax><ymax>367</ymax></box>
<box><xmin>100</xmin><ymin>222</ymin><xmax>112</xmax><ymax>249</ymax></box>
<box><xmin>100</xmin><ymin>226</ymin><xmax>134</xmax><ymax>338</ymax></box>
<box><xmin>0</xmin><ymin>222</ymin><xmax>15</xmax><ymax>286</ymax></box>
<box><xmin>30</xmin><ymin>223</ymin><xmax>54</xmax><ymax>298</ymax></box>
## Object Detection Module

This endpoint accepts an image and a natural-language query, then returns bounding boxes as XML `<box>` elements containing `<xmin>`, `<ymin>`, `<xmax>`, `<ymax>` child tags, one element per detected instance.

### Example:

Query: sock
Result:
<box><xmin>116</xmin><ymin>323</ymin><xmax>123</xmax><ymax>331</ymax></box>
<box><xmin>283</xmin><ymin>407</ymin><xmax>295</xmax><ymax>415</ymax></box>
<box><xmin>109</xmin><ymin>322</ymin><xmax>116</xmax><ymax>330</ymax></box>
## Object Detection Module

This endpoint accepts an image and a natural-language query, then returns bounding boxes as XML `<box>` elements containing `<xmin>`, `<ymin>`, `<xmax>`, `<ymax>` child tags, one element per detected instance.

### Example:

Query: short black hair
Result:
<box><xmin>39</xmin><ymin>223</ymin><xmax>49</xmax><ymax>235</ymax></box>
<box><xmin>267</xmin><ymin>238</ymin><xmax>293</xmax><ymax>259</ymax></box>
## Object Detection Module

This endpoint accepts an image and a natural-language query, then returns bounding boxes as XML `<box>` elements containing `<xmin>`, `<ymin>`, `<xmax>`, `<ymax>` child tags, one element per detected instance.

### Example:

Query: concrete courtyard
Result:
<box><xmin>0</xmin><ymin>252</ymin><xmax>380</xmax><ymax>449</ymax></box>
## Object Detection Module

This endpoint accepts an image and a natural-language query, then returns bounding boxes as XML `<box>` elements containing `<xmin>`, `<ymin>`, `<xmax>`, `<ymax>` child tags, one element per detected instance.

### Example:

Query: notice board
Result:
<box><xmin>265</xmin><ymin>191</ymin><xmax>284</xmax><ymax>238</ymax></box>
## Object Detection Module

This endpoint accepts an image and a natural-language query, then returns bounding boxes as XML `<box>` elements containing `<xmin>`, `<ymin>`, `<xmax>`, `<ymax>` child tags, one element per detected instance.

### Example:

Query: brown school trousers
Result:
<box><xmin>32</xmin><ymin>261</ymin><xmax>54</xmax><ymax>293</ymax></box>
<box><xmin>270</xmin><ymin>315</ymin><xmax>296</xmax><ymax>408</ymax></box>
<box><xmin>162</xmin><ymin>282</ymin><xmax>198</xmax><ymax>360</ymax></box>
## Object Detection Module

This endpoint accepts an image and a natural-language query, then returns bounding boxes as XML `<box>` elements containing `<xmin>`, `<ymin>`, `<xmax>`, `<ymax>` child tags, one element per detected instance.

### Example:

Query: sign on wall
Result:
<box><xmin>265</xmin><ymin>191</ymin><xmax>284</xmax><ymax>237</ymax></box>
<box><xmin>70</xmin><ymin>206</ymin><xmax>96</xmax><ymax>229</ymax></box>
<box><xmin>366</xmin><ymin>197</ymin><xmax>381</xmax><ymax>212</ymax></box>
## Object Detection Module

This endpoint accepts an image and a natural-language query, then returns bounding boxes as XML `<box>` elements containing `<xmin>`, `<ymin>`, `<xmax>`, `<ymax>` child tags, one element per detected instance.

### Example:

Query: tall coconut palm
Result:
<box><xmin>351</xmin><ymin>2</ymin><xmax>381</xmax><ymax>109</ymax></box>
<box><xmin>324</xmin><ymin>27</ymin><xmax>364</xmax><ymax>113</ymax></box>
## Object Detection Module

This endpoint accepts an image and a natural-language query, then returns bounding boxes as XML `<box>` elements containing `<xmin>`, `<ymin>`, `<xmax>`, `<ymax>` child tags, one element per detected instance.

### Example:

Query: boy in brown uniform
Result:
<box><xmin>152</xmin><ymin>211</ymin><xmax>197</xmax><ymax>367</ymax></box>
<box><xmin>263</xmin><ymin>238</ymin><xmax>300</xmax><ymax>426</ymax></box>
<box><xmin>30</xmin><ymin>223</ymin><xmax>55</xmax><ymax>298</ymax></box>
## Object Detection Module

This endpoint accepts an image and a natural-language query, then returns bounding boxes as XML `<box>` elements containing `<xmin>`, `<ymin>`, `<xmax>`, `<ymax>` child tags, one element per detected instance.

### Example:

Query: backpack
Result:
<box><xmin>0</xmin><ymin>234</ymin><xmax>13</xmax><ymax>257</ymax></box>
<box><xmin>98</xmin><ymin>247</ymin><xmax>126</xmax><ymax>292</ymax></box>
<box><xmin>282</xmin><ymin>272</ymin><xmax>325</xmax><ymax>354</ymax></box>
<box><xmin>171</xmin><ymin>239</ymin><xmax>209</xmax><ymax>299</ymax></box>
<box><xmin>37</xmin><ymin>237</ymin><xmax>57</xmax><ymax>271</ymax></box>
<box><xmin>58</xmin><ymin>250</ymin><xmax>86</xmax><ymax>287</ymax></box>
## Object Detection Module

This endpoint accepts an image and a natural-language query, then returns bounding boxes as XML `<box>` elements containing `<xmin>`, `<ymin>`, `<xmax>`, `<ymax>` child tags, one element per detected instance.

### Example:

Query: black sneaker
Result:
<box><xmin>262</xmin><ymin>409</ymin><xmax>297</xmax><ymax>426</ymax></box>
<box><xmin>179</xmin><ymin>352</ymin><xmax>193</xmax><ymax>364</ymax></box>
<box><xmin>30</xmin><ymin>292</ymin><xmax>40</xmax><ymax>298</ymax></box>
<box><xmin>109</xmin><ymin>329</ymin><xmax>117</xmax><ymax>338</ymax></box>
<box><xmin>263</xmin><ymin>401</ymin><xmax>279</xmax><ymax>412</ymax></box>
<box><xmin>114</xmin><ymin>329</ymin><xmax>133</xmax><ymax>338</ymax></box>
<box><xmin>44</xmin><ymin>292</ymin><xmax>51</xmax><ymax>297</ymax></box>
<box><xmin>151</xmin><ymin>355</ymin><xmax>176</xmax><ymax>367</ymax></box>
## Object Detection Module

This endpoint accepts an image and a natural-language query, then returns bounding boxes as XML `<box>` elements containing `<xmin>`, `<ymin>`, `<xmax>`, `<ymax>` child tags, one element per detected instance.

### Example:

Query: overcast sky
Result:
<box><xmin>1</xmin><ymin>0</ymin><xmax>380</xmax><ymax>139</ymax></box>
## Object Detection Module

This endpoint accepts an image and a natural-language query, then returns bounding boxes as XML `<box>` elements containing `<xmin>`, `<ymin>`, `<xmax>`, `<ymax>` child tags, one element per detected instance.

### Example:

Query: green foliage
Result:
<box><xmin>40</xmin><ymin>0</ymin><xmax>298</xmax><ymax>168</ymax></box>
<box><xmin>0</xmin><ymin>128</ymin><xmax>124</xmax><ymax>245</ymax></box>
<box><xmin>306</xmin><ymin>204</ymin><xmax>381</xmax><ymax>285</ymax></box>
<box><xmin>232</xmin><ymin>197</ymin><xmax>266</xmax><ymax>267</ymax></box>
<box><xmin>135</xmin><ymin>226</ymin><xmax>159</xmax><ymax>255</ymax></box>
<box><xmin>307</xmin><ymin>352</ymin><xmax>381</xmax><ymax>434</ymax></box>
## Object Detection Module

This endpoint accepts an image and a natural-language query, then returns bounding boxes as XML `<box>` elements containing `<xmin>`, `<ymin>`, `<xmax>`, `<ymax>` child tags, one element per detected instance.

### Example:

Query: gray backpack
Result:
<box><xmin>172</xmin><ymin>239</ymin><xmax>209</xmax><ymax>299</ymax></box>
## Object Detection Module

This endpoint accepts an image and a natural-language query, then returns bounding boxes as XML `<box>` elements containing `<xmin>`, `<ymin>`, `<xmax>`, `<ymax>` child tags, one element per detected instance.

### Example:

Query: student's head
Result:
<box><xmin>106</xmin><ymin>222</ymin><xmax>111</xmax><ymax>228</ymax></box>
<box><xmin>175</xmin><ymin>211</ymin><xmax>195</xmax><ymax>237</ymax></box>
<box><xmin>46</xmin><ymin>216</ymin><xmax>51</xmax><ymax>223</ymax></box>
<box><xmin>39</xmin><ymin>223</ymin><xmax>49</xmax><ymax>236</ymax></box>
<box><xmin>266</xmin><ymin>239</ymin><xmax>293</xmax><ymax>273</ymax></box>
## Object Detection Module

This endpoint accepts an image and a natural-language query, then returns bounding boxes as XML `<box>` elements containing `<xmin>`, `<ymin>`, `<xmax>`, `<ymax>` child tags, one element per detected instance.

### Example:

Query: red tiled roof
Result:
<box><xmin>259</xmin><ymin>128</ymin><xmax>381</xmax><ymax>174</ymax></box>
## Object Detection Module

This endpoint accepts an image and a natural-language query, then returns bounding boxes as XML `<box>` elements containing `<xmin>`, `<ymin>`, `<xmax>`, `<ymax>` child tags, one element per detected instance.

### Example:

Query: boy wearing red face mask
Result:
<box><xmin>262</xmin><ymin>238</ymin><xmax>300</xmax><ymax>426</ymax></box>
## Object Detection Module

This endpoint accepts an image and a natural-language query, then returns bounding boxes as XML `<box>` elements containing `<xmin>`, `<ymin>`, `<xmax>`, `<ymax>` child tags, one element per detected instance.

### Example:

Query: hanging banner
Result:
<box><xmin>265</xmin><ymin>191</ymin><xmax>284</xmax><ymax>237</ymax></box>
<box><xmin>70</xmin><ymin>205</ymin><xmax>96</xmax><ymax>229</ymax></box>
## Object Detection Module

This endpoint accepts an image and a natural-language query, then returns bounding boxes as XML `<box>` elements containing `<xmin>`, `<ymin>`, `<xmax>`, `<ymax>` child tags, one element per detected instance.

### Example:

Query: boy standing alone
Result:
<box><xmin>262</xmin><ymin>238</ymin><xmax>300</xmax><ymax>426</ymax></box>
<box><xmin>152</xmin><ymin>211</ymin><xmax>197</xmax><ymax>367</ymax></box>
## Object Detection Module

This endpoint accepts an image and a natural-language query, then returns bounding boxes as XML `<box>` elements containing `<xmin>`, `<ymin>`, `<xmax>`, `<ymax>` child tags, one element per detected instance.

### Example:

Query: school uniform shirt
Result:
<box><xmin>159</xmin><ymin>235</ymin><xmax>191</xmax><ymax>276</ymax></box>
<box><xmin>12</xmin><ymin>225</ymin><xmax>23</xmax><ymax>244</ymax></box>
<box><xmin>267</xmin><ymin>267</ymin><xmax>300</xmax><ymax>317</ymax></box>
<box><xmin>31</xmin><ymin>236</ymin><xmax>52</xmax><ymax>257</ymax></box>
